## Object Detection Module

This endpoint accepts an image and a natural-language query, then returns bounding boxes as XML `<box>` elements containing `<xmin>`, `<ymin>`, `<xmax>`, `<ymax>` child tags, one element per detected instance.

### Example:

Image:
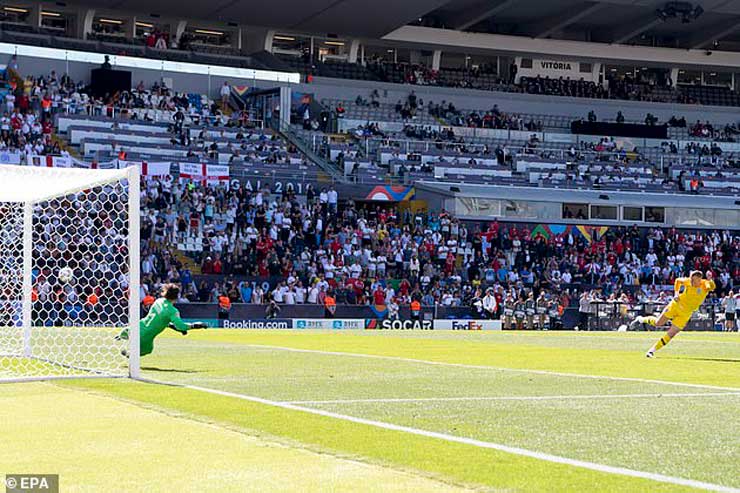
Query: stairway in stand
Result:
<box><xmin>172</xmin><ymin>249</ymin><xmax>202</xmax><ymax>275</ymax></box>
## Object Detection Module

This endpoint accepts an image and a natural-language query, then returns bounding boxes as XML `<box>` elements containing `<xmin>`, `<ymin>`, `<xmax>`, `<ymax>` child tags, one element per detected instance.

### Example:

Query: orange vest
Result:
<box><xmin>87</xmin><ymin>293</ymin><xmax>99</xmax><ymax>306</ymax></box>
<box><xmin>218</xmin><ymin>295</ymin><xmax>232</xmax><ymax>310</ymax></box>
<box><xmin>324</xmin><ymin>296</ymin><xmax>336</xmax><ymax>307</ymax></box>
<box><xmin>31</xmin><ymin>289</ymin><xmax>38</xmax><ymax>302</ymax></box>
<box><xmin>411</xmin><ymin>300</ymin><xmax>421</xmax><ymax>312</ymax></box>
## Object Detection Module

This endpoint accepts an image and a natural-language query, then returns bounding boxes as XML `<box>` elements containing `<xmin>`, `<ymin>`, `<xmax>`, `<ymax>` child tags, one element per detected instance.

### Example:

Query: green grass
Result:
<box><xmin>1</xmin><ymin>382</ymin><xmax>466</xmax><ymax>492</ymax></box>
<box><xmin>3</xmin><ymin>329</ymin><xmax>739</xmax><ymax>492</ymax></box>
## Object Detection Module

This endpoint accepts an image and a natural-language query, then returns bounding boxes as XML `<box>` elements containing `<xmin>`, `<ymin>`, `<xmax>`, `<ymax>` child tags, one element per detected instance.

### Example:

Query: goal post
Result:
<box><xmin>127</xmin><ymin>166</ymin><xmax>140</xmax><ymax>379</ymax></box>
<box><xmin>0</xmin><ymin>164</ymin><xmax>140</xmax><ymax>382</ymax></box>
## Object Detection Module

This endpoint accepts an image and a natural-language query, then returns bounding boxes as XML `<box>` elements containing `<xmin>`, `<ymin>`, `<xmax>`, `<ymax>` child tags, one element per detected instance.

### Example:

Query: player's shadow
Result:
<box><xmin>141</xmin><ymin>366</ymin><xmax>201</xmax><ymax>373</ymax></box>
<box><xmin>662</xmin><ymin>356</ymin><xmax>740</xmax><ymax>363</ymax></box>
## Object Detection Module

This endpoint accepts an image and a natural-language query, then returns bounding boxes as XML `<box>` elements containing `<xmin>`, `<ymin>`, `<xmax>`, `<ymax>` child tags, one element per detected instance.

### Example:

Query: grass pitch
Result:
<box><xmin>1</xmin><ymin>330</ymin><xmax>739</xmax><ymax>492</ymax></box>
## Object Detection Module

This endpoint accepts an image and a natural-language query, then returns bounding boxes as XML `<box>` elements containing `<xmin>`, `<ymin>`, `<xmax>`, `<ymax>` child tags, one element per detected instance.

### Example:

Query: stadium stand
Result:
<box><xmin>307</xmin><ymin>88</ymin><xmax>740</xmax><ymax>197</ymax></box>
<box><xmin>137</xmin><ymin>174</ymin><xmax>739</xmax><ymax>316</ymax></box>
<box><xmin>2</xmin><ymin>57</ymin><xmax>737</xmax><ymax>317</ymax></box>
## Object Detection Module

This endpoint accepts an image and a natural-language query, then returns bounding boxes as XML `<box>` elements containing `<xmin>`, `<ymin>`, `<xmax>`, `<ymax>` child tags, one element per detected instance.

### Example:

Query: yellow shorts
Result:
<box><xmin>662</xmin><ymin>300</ymin><xmax>692</xmax><ymax>329</ymax></box>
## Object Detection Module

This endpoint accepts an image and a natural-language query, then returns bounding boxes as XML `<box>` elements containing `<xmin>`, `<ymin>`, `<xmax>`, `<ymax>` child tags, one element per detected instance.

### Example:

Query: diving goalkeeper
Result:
<box><xmin>118</xmin><ymin>283</ymin><xmax>208</xmax><ymax>357</ymax></box>
<box><xmin>630</xmin><ymin>270</ymin><xmax>715</xmax><ymax>358</ymax></box>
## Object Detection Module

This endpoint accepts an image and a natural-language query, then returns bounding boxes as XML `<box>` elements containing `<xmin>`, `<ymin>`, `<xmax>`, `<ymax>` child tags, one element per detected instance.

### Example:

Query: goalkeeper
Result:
<box><xmin>630</xmin><ymin>271</ymin><xmax>715</xmax><ymax>358</ymax></box>
<box><xmin>118</xmin><ymin>283</ymin><xmax>208</xmax><ymax>357</ymax></box>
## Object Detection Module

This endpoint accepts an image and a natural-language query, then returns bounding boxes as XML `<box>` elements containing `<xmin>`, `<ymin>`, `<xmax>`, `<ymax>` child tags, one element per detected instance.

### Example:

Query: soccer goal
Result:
<box><xmin>0</xmin><ymin>165</ymin><xmax>140</xmax><ymax>382</ymax></box>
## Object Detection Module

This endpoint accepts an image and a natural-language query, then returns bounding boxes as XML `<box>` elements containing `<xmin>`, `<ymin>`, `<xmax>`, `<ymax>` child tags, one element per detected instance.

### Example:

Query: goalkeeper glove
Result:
<box><xmin>168</xmin><ymin>323</ymin><xmax>189</xmax><ymax>335</ymax></box>
<box><xmin>190</xmin><ymin>322</ymin><xmax>209</xmax><ymax>330</ymax></box>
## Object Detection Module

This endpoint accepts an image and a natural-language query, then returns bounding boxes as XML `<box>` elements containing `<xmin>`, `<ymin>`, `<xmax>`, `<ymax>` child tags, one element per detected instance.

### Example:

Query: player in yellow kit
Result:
<box><xmin>631</xmin><ymin>270</ymin><xmax>715</xmax><ymax>357</ymax></box>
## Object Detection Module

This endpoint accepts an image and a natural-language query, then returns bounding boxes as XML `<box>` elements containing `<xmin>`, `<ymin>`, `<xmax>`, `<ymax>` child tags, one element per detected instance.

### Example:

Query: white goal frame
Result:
<box><xmin>0</xmin><ymin>165</ymin><xmax>140</xmax><ymax>382</ymax></box>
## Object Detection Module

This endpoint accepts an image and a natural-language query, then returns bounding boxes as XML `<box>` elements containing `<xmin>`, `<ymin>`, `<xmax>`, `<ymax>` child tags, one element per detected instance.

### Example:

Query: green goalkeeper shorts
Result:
<box><xmin>117</xmin><ymin>328</ymin><xmax>155</xmax><ymax>356</ymax></box>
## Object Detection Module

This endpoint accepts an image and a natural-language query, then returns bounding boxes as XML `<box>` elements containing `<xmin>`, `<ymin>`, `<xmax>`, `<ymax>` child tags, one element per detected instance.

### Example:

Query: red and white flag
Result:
<box><xmin>29</xmin><ymin>155</ymin><xmax>72</xmax><ymax>168</ymax></box>
<box><xmin>178</xmin><ymin>163</ymin><xmax>230</xmax><ymax>183</ymax></box>
<box><xmin>118</xmin><ymin>160</ymin><xmax>171</xmax><ymax>177</ymax></box>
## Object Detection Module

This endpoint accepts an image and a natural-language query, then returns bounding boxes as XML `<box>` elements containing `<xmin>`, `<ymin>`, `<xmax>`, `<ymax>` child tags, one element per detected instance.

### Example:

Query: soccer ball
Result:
<box><xmin>58</xmin><ymin>267</ymin><xmax>74</xmax><ymax>284</ymax></box>
<box><xmin>617</xmin><ymin>324</ymin><xmax>628</xmax><ymax>332</ymax></box>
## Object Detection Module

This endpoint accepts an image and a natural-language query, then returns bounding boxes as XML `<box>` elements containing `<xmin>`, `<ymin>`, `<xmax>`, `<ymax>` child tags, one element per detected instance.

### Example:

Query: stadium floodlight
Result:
<box><xmin>0</xmin><ymin>165</ymin><xmax>140</xmax><ymax>382</ymax></box>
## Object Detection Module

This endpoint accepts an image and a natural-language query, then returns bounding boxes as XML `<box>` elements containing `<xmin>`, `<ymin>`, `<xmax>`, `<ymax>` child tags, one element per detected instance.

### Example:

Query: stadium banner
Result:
<box><xmin>433</xmin><ymin>320</ymin><xmax>502</xmax><ymax>330</ymax></box>
<box><xmin>365</xmin><ymin>319</ymin><xmax>433</xmax><ymax>330</ymax></box>
<box><xmin>179</xmin><ymin>162</ymin><xmax>230</xmax><ymax>183</ymax></box>
<box><xmin>182</xmin><ymin>318</ymin><xmax>293</xmax><ymax>329</ymax></box>
<box><xmin>363</xmin><ymin>185</ymin><xmax>415</xmax><ymax>201</ymax></box>
<box><xmin>514</xmin><ymin>57</ymin><xmax>599</xmax><ymax>83</ymax></box>
<box><xmin>119</xmin><ymin>160</ymin><xmax>172</xmax><ymax>176</ymax></box>
<box><xmin>73</xmin><ymin>157</ymin><xmax>118</xmax><ymax>169</ymax></box>
<box><xmin>0</xmin><ymin>150</ymin><xmax>21</xmax><ymax>165</ymax></box>
<box><xmin>233</xmin><ymin>177</ymin><xmax>420</xmax><ymax>201</ymax></box>
<box><xmin>207</xmin><ymin>164</ymin><xmax>230</xmax><ymax>181</ymax></box>
<box><xmin>235</xmin><ymin>176</ymin><xmax>312</xmax><ymax>195</ymax></box>
<box><xmin>293</xmin><ymin>319</ymin><xmax>365</xmax><ymax>329</ymax></box>
<box><xmin>29</xmin><ymin>155</ymin><xmax>72</xmax><ymax>168</ymax></box>
<box><xmin>179</xmin><ymin>301</ymin><xmax>457</xmax><ymax>321</ymax></box>
<box><xmin>220</xmin><ymin>319</ymin><xmax>293</xmax><ymax>329</ymax></box>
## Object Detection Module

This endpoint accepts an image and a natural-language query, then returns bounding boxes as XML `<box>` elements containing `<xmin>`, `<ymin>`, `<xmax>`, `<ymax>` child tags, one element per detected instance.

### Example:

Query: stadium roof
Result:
<box><xmin>61</xmin><ymin>0</ymin><xmax>450</xmax><ymax>38</ymax></box>
<box><xmin>420</xmin><ymin>0</ymin><xmax>740</xmax><ymax>50</ymax></box>
<box><xmin>67</xmin><ymin>0</ymin><xmax>740</xmax><ymax>51</ymax></box>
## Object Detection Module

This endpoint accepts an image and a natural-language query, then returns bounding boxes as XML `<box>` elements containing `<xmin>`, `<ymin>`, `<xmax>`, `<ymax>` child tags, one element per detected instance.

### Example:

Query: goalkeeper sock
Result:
<box><xmin>642</xmin><ymin>316</ymin><xmax>658</xmax><ymax>327</ymax></box>
<box><xmin>651</xmin><ymin>333</ymin><xmax>672</xmax><ymax>353</ymax></box>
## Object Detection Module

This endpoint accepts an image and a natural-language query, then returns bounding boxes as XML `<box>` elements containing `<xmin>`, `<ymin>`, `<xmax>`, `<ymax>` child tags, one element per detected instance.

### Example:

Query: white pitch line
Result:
<box><xmin>137</xmin><ymin>377</ymin><xmax>739</xmax><ymax>493</ymax></box>
<box><xmin>242</xmin><ymin>344</ymin><xmax>740</xmax><ymax>392</ymax></box>
<box><xmin>287</xmin><ymin>391</ymin><xmax>740</xmax><ymax>405</ymax></box>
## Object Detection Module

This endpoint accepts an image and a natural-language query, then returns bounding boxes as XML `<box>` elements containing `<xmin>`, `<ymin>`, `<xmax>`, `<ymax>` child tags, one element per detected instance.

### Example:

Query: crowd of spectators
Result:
<box><xmin>340</xmin><ymin>86</ymin><xmax>740</xmax><ymax>194</ymax></box>
<box><xmin>0</xmin><ymin>69</ymin><xmax>72</xmax><ymax>160</ymax></box>
<box><xmin>3</xmin><ymin>61</ymin><xmax>261</xmax><ymax>132</ymax></box>
<box><xmin>27</xmin><ymin>185</ymin><xmax>131</xmax><ymax>327</ymax></box>
<box><xmin>368</xmin><ymin>59</ymin><xmax>509</xmax><ymax>91</ymax></box>
<box><xmin>349</xmin><ymin>57</ymin><xmax>740</xmax><ymax>112</ymax></box>
<box><xmin>1</xmin><ymin>64</ymin><xmax>281</xmax><ymax>172</ymax></box>
<box><xmin>519</xmin><ymin>76</ymin><xmax>606</xmax><ymax>99</ymax></box>
<box><xmin>2</xmin><ymin>67</ymin><xmax>737</xmax><ymax>320</ymax></box>
<box><xmin>686</xmin><ymin>120</ymin><xmax>740</xmax><ymax>142</ymax></box>
<box><xmin>137</xmin><ymin>176</ymin><xmax>739</xmax><ymax>316</ymax></box>
<box><xmin>447</xmin><ymin>104</ymin><xmax>543</xmax><ymax>131</ymax></box>
<box><xmin>143</xmin><ymin>29</ymin><xmax>171</xmax><ymax>50</ymax></box>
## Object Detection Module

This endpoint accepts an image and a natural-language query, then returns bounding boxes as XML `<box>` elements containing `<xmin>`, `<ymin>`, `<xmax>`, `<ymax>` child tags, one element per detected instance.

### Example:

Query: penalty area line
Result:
<box><xmin>136</xmin><ymin>377</ymin><xmax>738</xmax><ymax>493</ymax></box>
<box><xmin>241</xmin><ymin>344</ymin><xmax>740</xmax><ymax>392</ymax></box>
<box><xmin>287</xmin><ymin>391</ymin><xmax>740</xmax><ymax>405</ymax></box>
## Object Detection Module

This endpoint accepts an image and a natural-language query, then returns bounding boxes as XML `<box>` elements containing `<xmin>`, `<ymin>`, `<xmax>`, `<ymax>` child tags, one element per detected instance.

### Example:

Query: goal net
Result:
<box><xmin>0</xmin><ymin>165</ymin><xmax>140</xmax><ymax>381</ymax></box>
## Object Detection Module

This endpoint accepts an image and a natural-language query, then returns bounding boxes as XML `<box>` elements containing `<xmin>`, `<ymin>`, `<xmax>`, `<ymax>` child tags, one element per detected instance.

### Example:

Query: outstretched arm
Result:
<box><xmin>167</xmin><ymin>309</ymin><xmax>209</xmax><ymax>334</ymax></box>
<box><xmin>168</xmin><ymin>310</ymin><xmax>190</xmax><ymax>333</ymax></box>
<box><xmin>168</xmin><ymin>320</ymin><xmax>209</xmax><ymax>335</ymax></box>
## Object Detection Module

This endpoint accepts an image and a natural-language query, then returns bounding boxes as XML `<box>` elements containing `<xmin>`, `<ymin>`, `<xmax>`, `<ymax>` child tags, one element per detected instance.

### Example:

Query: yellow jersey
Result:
<box><xmin>673</xmin><ymin>277</ymin><xmax>715</xmax><ymax>312</ymax></box>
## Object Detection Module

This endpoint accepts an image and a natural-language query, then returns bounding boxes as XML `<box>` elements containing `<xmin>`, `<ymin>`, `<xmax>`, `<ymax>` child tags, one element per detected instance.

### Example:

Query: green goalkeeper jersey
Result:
<box><xmin>140</xmin><ymin>298</ymin><xmax>189</xmax><ymax>340</ymax></box>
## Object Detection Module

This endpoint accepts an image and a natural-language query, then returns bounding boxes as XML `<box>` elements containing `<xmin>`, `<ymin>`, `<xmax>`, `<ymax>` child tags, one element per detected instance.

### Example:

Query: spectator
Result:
<box><xmin>220</xmin><ymin>82</ymin><xmax>230</xmax><ymax>111</ymax></box>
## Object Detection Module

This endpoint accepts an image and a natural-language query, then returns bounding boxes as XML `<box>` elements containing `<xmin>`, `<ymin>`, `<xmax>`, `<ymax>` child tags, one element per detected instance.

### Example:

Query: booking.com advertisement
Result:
<box><xmin>184</xmin><ymin>319</ymin><xmax>502</xmax><ymax>330</ymax></box>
